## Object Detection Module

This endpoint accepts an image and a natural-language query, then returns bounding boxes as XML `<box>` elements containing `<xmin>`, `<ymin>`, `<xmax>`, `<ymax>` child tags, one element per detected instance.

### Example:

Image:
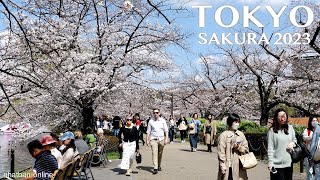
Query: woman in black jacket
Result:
<box><xmin>118</xmin><ymin>115</ymin><xmax>139</xmax><ymax>176</ymax></box>
<box><xmin>176</xmin><ymin>114</ymin><xmax>188</xmax><ymax>143</ymax></box>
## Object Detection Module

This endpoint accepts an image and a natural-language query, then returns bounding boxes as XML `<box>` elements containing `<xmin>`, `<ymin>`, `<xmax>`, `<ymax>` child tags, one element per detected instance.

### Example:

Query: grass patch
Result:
<box><xmin>106</xmin><ymin>151</ymin><xmax>120</xmax><ymax>160</ymax></box>
<box><xmin>293</xmin><ymin>161</ymin><xmax>305</xmax><ymax>173</ymax></box>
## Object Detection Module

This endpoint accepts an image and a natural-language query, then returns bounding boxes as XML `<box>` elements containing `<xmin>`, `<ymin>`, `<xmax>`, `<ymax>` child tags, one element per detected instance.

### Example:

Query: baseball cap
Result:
<box><xmin>59</xmin><ymin>131</ymin><xmax>75</xmax><ymax>141</ymax></box>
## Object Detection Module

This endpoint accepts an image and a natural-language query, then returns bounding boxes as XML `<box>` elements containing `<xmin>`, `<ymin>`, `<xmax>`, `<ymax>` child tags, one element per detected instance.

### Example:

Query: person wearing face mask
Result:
<box><xmin>203</xmin><ymin>113</ymin><xmax>217</xmax><ymax>152</ymax></box>
<box><xmin>217</xmin><ymin>113</ymin><xmax>249</xmax><ymax>180</ymax></box>
<box><xmin>188</xmin><ymin>113</ymin><xmax>202</xmax><ymax>152</ymax></box>
<box><xmin>267</xmin><ymin>108</ymin><xmax>297</xmax><ymax>180</ymax></box>
<box><xmin>308</xmin><ymin>116</ymin><xmax>320</xmax><ymax>180</ymax></box>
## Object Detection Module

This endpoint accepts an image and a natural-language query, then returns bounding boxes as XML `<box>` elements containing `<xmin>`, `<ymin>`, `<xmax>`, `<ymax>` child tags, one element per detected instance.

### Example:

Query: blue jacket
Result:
<box><xmin>310</xmin><ymin>124</ymin><xmax>320</xmax><ymax>160</ymax></box>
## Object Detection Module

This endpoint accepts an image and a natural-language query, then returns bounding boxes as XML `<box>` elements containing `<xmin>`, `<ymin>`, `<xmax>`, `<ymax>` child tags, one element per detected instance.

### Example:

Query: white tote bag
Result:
<box><xmin>239</xmin><ymin>152</ymin><xmax>258</xmax><ymax>169</ymax></box>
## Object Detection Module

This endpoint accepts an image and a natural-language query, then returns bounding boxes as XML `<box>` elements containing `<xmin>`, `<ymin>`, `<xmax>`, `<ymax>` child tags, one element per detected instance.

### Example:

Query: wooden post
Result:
<box><xmin>10</xmin><ymin>149</ymin><xmax>14</xmax><ymax>174</ymax></box>
<box><xmin>300</xmin><ymin>159</ymin><xmax>304</xmax><ymax>173</ymax></box>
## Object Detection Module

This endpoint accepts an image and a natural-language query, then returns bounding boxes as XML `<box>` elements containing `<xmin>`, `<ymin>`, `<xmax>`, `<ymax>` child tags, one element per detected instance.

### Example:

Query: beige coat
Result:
<box><xmin>217</xmin><ymin>130</ymin><xmax>249</xmax><ymax>180</ymax></box>
<box><xmin>203</xmin><ymin>120</ymin><xmax>217</xmax><ymax>145</ymax></box>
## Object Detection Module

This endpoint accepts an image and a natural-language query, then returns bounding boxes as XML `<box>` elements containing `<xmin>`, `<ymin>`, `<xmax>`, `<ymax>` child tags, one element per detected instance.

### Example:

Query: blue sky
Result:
<box><xmin>168</xmin><ymin>0</ymin><xmax>320</xmax><ymax>76</ymax></box>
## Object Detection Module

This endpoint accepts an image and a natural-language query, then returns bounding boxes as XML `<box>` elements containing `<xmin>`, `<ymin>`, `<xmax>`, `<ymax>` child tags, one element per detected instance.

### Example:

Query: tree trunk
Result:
<box><xmin>260</xmin><ymin>110</ymin><xmax>269</xmax><ymax>126</ymax></box>
<box><xmin>82</xmin><ymin>107</ymin><xmax>94</xmax><ymax>129</ymax></box>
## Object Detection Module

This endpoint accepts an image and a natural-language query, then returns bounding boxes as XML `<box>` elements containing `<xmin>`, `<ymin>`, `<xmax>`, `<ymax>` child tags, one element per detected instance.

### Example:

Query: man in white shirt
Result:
<box><xmin>146</xmin><ymin>108</ymin><xmax>169</xmax><ymax>175</ymax></box>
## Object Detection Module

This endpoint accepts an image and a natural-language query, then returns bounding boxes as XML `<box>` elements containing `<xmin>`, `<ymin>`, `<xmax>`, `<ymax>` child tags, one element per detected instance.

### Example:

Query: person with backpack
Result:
<box><xmin>308</xmin><ymin>116</ymin><xmax>320</xmax><ymax>180</ymax></box>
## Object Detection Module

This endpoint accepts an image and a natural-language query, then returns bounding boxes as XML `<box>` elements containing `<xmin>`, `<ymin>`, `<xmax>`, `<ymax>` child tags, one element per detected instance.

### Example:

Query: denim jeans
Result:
<box><xmin>169</xmin><ymin>127</ymin><xmax>174</xmax><ymax>142</ymax></box>
<box><xmin>113</xmin><ymin>128</ymin><xmax>120</xmax><ymax>136</ymax></box>
<box><xmin>305</xmin><ymin>158</ymin><xmax>320</xmax><ymax>180</ymax></box>
<box><xmin>189</xmin><ymin>133</ymin><xmax>198</xmax><ymax>149</ymax></box>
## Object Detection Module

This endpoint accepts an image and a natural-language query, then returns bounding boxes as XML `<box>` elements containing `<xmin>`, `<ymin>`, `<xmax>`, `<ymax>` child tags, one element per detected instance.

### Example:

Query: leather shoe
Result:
<box><xmin>158</xmin><ymin>166</ymin><xmax>162</xmax><ymax>171</ymax></box>
<box><xmin>153</xmin><ymin>169</ymin><xmax>158</xmax><ymax>174</ymax></box>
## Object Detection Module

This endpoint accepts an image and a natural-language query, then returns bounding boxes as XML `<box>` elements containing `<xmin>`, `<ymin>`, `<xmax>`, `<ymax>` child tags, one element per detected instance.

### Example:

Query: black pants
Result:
<box><xmin>139</xmin><ymin>131</ymin><xmax>145</xmax><ymax>145</ymax></box>
<box><xmin>180</xmin><ymin>130</ymin><xmax>186</xmax><ymax>141</ymax></box>
<box><xmin>228</xmin><ymin>167</ymin><xmax>233</xmax><ymax>180</ymax></box>
<box><xmin>207</xmin><ymin>144</ymin><xmax>212</xmax><ymax>152</ymax></box>
<box><xmin>270</xmin><ymin>165</ymin><xmax>293</xmax><ymax>180</ymax></box>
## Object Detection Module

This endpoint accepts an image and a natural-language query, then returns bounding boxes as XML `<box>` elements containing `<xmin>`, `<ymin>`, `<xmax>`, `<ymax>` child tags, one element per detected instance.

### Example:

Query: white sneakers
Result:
<box><xmin>170</xmin><ymin>141</ymin><xmax>174</xmax><ymax>144</ymax></box>
<box><xmin>181</xmin><ymin>140</ymin><xmax>185</xmax><ymax>143</ymax></box>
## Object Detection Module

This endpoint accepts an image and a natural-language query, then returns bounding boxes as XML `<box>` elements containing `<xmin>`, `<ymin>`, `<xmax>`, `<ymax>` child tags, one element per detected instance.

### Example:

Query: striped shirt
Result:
<box><xmin>34</xmin><ymin>150</ymin><xmax>58</xmax><ymax>180</ymax></box>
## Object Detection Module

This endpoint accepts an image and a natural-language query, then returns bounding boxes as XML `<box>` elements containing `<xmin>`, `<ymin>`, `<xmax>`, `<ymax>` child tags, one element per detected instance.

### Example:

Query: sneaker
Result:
<box><xmin>158</xmin><ymin>166</ymin><xmax>162</xmax><ymax>171</ymax></box>
<box><xmin>153</xmin><ymin>169</ymin><xmax>158</xmax><ymax>174</ymax></box>
<box><xmin>194</xmin><ymin>148</ymin><xmax>197</xmax><ymax>152</ymax></box>
<box><xmin>125</xmin><ymin>171</ymin><xmax>131</xmax><ymax>176</ymax></box>
<box><xmin>170</xmin><ymin>141</ymin><xmax>174</xmax><ymax>144</ymax></box>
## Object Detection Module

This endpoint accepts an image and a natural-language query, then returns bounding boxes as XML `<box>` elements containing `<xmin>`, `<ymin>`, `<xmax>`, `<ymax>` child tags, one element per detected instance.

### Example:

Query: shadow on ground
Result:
<box><xmin>136</xmin><ymin>165</ymin><xmax>154</xmax><ymax>173</ymax></box>
<box><xmin>110</xmin><ymin>168</ymin><xmax>125</xmax><ymax>175</ymax></box>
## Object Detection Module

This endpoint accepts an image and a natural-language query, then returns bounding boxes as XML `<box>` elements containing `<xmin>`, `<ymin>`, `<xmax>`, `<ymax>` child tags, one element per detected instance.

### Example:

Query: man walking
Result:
<box><xmin>146</xmin><ymin>108</ymin><xmax>169</xmax><ymax>174</ymax></box>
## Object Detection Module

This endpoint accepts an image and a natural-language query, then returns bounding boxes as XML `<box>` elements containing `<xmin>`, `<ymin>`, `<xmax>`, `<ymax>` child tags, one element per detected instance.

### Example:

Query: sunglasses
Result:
<box><xmin>153</xmin><ymin>111</ymin><xmax>160</xmax><ymax>114</ymax></box>
<box><xmin>126</xmin><ymin>119</ymin><xmax>133</xmax><ymax>121</ymax></box>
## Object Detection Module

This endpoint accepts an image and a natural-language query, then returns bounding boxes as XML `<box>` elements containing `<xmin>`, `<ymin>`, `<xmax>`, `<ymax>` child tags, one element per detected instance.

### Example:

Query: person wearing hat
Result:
<box><xmin>24</xmin><ymin>140</ymin><xmax>58</xmax><ymax>180</ymax></box>
<box><xmin>40</xmin><ymin>135</ymin><xmax>63</xmax><ymax>168</ymax></box>
<box><xmin>118</xmin><ymin>115</ymin><xmax>140</xmax><ymax>176</ymax></box>
<box><xmin>59</xmin><ymin>131</ymin><xmax>79</xmax><ymax>168</ymax></box>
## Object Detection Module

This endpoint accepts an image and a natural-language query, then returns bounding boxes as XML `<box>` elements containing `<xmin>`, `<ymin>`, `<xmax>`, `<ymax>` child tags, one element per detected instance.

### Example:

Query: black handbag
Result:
<box><xmin>136</xmin><ymin>152</ymin><xmax>142</xmax><ymax>164</ymax></box>
<box><xmin>288</xmin><ymin>143</ymin><xmax>305</xmax><ymax>163</ymax></box>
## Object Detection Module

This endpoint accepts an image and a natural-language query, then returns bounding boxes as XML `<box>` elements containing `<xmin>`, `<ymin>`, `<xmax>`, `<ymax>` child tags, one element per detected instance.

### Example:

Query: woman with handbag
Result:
<box><xmin>267</xmin><ymin>108</ymin><xmax>297</xmax><ymax>180</ymax></box>
<box><xmin>217</xmin><ymin>113</ymin><xmax>249</xmax><ymax>180</ymax></box>
<box><xmin>188</xmin><ymin>113</ymin><xmax>202</xmax><ymax>152</ymax></box>
<box><xmin>177</xmin><ymin>114</ymin><xmax>188</xmax><ymax>143</ymax></box>
<box><xmin>203</xmin><ymin>113</ymin><xmax>217</xmax><ymax>152</ymax></box>
<box><xmin>118</xmin><ymin>115</ymin><xmax>140</xmax><ymax>176</ymax></box>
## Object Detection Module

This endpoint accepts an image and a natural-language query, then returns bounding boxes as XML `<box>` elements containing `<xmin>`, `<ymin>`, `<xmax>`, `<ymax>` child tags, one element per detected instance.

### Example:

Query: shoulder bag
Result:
<box><xmin>239</xmin><ymin>151</ymin><xmax>258</xmax><ymax>169</ymax></box>
<box><xmin>288</xmin><ymin>143</ymin><xmax>305</xmax><ymax>163</ymax></box>
<box><xmin>136</xmin><ymin>152</ymin><xmax>142</xmax><ymax>164</ymax></box>
<box><xmin>188</xmin><ymin>123</ymin><xmax>196</xmax><ymax>134</ymax></box>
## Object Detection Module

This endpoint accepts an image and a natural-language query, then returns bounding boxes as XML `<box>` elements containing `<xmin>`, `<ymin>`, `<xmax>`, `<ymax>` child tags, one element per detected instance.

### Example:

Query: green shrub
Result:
<box><xmin>216</xmin><ymin>121</ymin><xmax>227</xmax><ymax>135</ymax></box>
<box><xmin>239</xmin><ymin>120</ymin><xmax>268</xmax><ymax>134</ymax></box>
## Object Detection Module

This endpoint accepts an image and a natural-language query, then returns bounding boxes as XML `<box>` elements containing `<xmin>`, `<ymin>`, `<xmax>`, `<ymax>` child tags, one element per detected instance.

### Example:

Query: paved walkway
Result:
<box><xmin>92</xmin><ymin>140</ymin><xmax>307</xmax><ymax>180</ymax></box>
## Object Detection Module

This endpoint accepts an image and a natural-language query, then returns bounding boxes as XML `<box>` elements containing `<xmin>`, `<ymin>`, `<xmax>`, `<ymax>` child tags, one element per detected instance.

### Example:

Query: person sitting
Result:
<box><xmin>59</xmin><ymin>131</ymin><xmax>79</xmax><ymax>168</ymax></box>
<box><xmin>24</xmin><ymin>140</ymin><xmax>58</xmax><ymax>180</ymax></box>
<box><xmin>84</xmin><ymin>127</ymin><xmax>97</xmax><ymax>148</ymax></box>
<box><xmin>39</xmin><ymin>135</ymin><xmax>63</xmax><ymax>168</ymax></box>
<box><xmin>74</xmin><ymin>130</ymin><xmax>89</xmax><ymax>154</ymax></box>
<box><xmin>97</xmin><ymin>128</ymin><xmax>106</xmax><ymax>148</ymax></box>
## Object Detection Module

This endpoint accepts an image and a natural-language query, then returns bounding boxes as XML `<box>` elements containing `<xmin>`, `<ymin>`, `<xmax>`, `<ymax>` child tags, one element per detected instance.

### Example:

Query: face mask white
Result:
<box><xmin>232</xmin><ymin>123</ymin><xmax>240</xmax><ymax>130</ymax></box>
<box><xmin>312</xmin><ymin>121</ymin><xmax>318</xmax><ymax>128</ymax></box>
<box><xmin>59</xmin><ymin>145</ymin><xmax>66</xmax><ymax>151</ymax></box>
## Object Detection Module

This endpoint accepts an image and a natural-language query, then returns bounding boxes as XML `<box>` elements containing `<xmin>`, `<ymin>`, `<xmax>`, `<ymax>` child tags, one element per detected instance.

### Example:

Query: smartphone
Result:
<box><xmin>271</xmin><ymin>167</ymin><xmax>277</xmax><ymax>174</ymax></box>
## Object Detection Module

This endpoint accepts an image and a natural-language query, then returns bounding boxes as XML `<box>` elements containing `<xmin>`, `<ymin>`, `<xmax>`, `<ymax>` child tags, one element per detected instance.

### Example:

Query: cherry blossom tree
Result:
<box><xmin>0</xmin><ymin>0</ymin><xmax>188</xmax><ymax>129</ymax></box>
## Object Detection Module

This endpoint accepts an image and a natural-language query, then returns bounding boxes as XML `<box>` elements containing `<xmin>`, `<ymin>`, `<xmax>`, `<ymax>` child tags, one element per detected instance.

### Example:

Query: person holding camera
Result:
<box><xmin>217</xmin><ymin>113</ymin><xmax>249</xmax><ymax>180</ymax></box>
<box><xmin>267</xmin><ymin>108</ymin><xmax>296</xmax><ymax>180</ymax></box>
<box><xmin>203</xmin><ymin>113</ymin><xmax>216</xmax><ymax>152</ymax></box>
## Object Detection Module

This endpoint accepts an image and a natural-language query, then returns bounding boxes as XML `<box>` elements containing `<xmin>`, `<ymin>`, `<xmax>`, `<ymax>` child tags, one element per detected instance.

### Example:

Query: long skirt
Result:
<box><xmin>118</xmin><ymin>141</ymin><xmax>136</xmax><ymax>170</ymax></box>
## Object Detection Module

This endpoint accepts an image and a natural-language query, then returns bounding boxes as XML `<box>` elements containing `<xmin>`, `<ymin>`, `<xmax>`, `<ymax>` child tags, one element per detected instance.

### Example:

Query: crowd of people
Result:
<box><xmin>22</xmin><ymin>107</ymin><xmax>320</xmax><ymax>180</ymax></box>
